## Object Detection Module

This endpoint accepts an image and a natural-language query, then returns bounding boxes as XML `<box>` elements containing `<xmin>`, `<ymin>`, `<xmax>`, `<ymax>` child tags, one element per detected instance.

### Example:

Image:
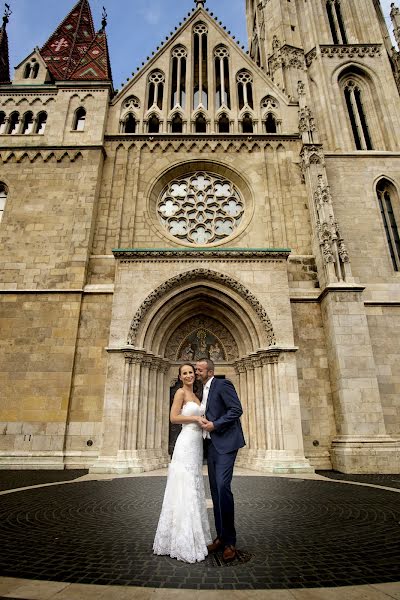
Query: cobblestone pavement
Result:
<box><xmin>0</xmin><ymin>470</ymin><xmax>88</xmax><ymax>492</ymax></box>
<box><xmin>0</xmin><ymin>475</ymin><xmax>399</xmax><ymax>590</ymax></box>
<box><xmin>316</xmin><ymin>471</ymin><xmax>400</xmax><ymax>490</ymax></box>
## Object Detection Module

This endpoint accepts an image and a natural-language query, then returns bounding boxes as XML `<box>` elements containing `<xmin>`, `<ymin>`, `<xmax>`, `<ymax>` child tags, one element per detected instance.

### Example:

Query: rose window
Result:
<box><xmin>157</xmin><ymin>172</ymin><xmax>244</xmax><ymax>245</ymax></box>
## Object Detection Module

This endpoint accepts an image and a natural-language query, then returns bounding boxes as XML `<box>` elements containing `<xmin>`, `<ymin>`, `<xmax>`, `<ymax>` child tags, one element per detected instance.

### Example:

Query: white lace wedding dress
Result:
<box><xmin>153</xmin><ymin>401</ymin><xmax>212</xmax><ymax>563</ymax></box>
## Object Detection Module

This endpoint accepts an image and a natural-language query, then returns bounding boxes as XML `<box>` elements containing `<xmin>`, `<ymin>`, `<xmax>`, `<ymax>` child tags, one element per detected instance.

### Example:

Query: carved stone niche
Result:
<box><xmin>165</xmin><ymin>316</ymin><xmax>239</xmax><ymax>362</ymax></box>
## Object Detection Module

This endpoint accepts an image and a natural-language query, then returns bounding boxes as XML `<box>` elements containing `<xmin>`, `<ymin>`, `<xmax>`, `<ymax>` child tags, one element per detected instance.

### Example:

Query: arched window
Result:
<box><xmin>326</xmin><ymin>0</ymin><xmax>348</xmax><ymax>44</ymax></box>
<box><xmin>218</xmin><ymin>113</ymin><xmax>230</xmax><ymax>133</ymax></box>
<box><xmin>32</xmin><ymin>63</ymin><xmax>40</xmax><ymax>79</ymax></box>
<box><xmin>0</xmin><ymin>183</ymin><xmax>7</xmax><ymax>223</ymax></box>
<box><xmin>214</xmin><ymin>46</ymin><xmax>231</xmax><ymax>109</ymax></box>
<box><xmin>7</xmin><ymin>112</ymin><xmax>20</xmax><ymax>135</ymax></box>
<box><xmin>343</xmin><ymin>79</ymin><xmax>372</xmax><ymax>150</ymax></box>
<box><xmin>171</xmin><ymin>113</ymin><xmax>183</xmax><ymax>133</ymax></box>
<box><xmin>0</xmin><ymin>111</ymin><xmax>6</xmax><ymax>134</ymax></box>
<box><xmin>171</xmin><ymin>46</ymin><xmax>187</xmax><ymax>109</ymax></box>
<box><xmin>237</xmin><ymin>70</ymin><xmax>254</xmax><ymax>110</ymax></box>
<box><xmin>35</xmin><ymin>112</ymin><xmax>47</xmax><ymax>135</ymax></box>
<box><xmin>265</xmin><ymin>113</ymin><xmax>277</xmax><ymax>133</ymax></box>
<box><xmin>22</xmin><ymin>112</ymin><xmax>34</xmax><ymax>134</ymax></box>
<box><xmin>242</xmin><ymin>113</ymin><xmax>253</xmax><ymax>133</ymax></box>
<box><xmin>195</xmin><ymin>113</ymin><xmax>207</xmax><ymax>133</ymax></box>
<box><xmin>73</xmin><ymin>107</ymin><xmax>86</xmax><ymax>131</ymax></box>
<box><xmin>123</xmin><ymin>113</ymin><xmax>136</xmax><ymax>133</ymax></box>
<box><xmin>193</xmin><ymin>22</ymin><xmax>208</xmax><ymax>109</ymax></box>
<box><xmin>377</xmin><ymin>179</ymin><xmax>400</xmax><ymax>271</ymax></box>
<box><xmin>23</xmin><ymin>63</ymin><xmax>32</xmax><ymax>79</ymax></box>
<box><xmin>148</xmin><ymin>114</ymin><xmax>160</xmax><ymax>133</ymax></box>
<box><xmin>148</xmin><ymin>70</ymin><xmax>165</xmax><ymax>110</ymax></box>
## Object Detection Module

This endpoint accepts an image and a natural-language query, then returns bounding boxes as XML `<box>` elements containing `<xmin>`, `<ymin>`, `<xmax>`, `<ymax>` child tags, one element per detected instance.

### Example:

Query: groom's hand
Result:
<box><xmin>201</xmin><ymin>419</ymin><xmax>215</xmax><ymax>432</ymax></box>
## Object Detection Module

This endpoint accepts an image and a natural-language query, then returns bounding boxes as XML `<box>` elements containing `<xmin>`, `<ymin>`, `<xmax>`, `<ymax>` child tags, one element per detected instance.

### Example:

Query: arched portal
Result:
<box><xmin>92</xmin><ymin>266</ymin><xmax>312</xmax><ymax>475</ymax></box>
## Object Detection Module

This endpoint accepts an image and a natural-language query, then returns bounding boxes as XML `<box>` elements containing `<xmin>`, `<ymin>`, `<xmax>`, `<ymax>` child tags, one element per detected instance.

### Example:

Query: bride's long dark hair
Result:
<box><xmin>178</xmin><ymin>363</ymin><xmax>202</xmax><ymax>400</ymax></box>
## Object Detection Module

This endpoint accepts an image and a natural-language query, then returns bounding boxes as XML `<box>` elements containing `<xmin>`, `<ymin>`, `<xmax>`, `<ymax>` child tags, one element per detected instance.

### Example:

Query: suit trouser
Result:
<box><xmin>206</xmin><ymin>441</ymin><xmax>238</xmax><ymax>547</ymax></box>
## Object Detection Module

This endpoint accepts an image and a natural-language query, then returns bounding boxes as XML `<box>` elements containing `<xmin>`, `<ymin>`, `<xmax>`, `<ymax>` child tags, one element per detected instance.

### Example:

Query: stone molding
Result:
<box><xmin>300</xmin><ymin>144</ymin><xmax>325</xmax><ymax>173</ymax></box>
<box><xmin>234</xmin><ymin>347</ymin><xmax>297</xmax><ymax>372</ymax></box>
<box><xmin>126</xmin><ymin>268</ymin><xmax>277</xmax><ymax>347</ymax></box>
<box><xmin>268</xmin><ymin>43</ymin><xmax>305</xmax><ymax>75</ymax></box>
<box><xmin>0</xmin><ymin>150</ymin><xmax>84</xmax><ymax>163</ymax></box>
<box><xmin>306</xmin><ymin>44</ymin><xmax>382</xmax><ymax>66</ymax></box>
<box><xmin>114</xmin><ymin>248</ymin><xmax>291</xmax><ymax>261</ymax></box>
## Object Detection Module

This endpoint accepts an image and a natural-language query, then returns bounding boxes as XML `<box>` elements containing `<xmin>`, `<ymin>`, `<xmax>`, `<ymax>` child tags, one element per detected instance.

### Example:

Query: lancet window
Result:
<box><xmin>148</xmin><ymin>70</ymin><xmax>165</xmax><ymax>110</ymax></box>
<box><xmin>218</xmin><ymin>113</ymin><xmax>230</xmax><ymax>133</ymax></box>
<box><xmin>237</xmin><ymin>70</ymin><xmax>254</xmax><ymax>110</ymax></box>
<box><xmin>7</xmin><ymin>112</ymin><xmax>19</xmax><ymax>135</ymax></box>
<box><xmin>326</xmin><ymin>0</ymin><xmax>348</xmax><ymax>45</ymax></box>
<box><xmin>171</xmin><ymin>113</ymin><xmax>183</xmax><ymax>133</ymax></box>
<box><xmin>195</xmin><ymin>113</ymin><xmax>207</xmax><ymax>133</ymax></box>
<box><xmin>265</xmin><ymin>113</ymin><xmax>277</xmax><ymax>133</ymax></box>
<box><xmin>148</xmin><ymin>114</ymin><xmax>160</xmax><ymax>133</ymax></box>
<box><xmin>73</xmin><ymin>107</ymin><xmax>86</xmax><ymax>131</ymax></box>
<box><xmin>343</xmin><ymin>79</ymin><xmax>372</xmax><ymax>150</ymax></box>
<box><xmin>377</xmin><ymin>179</ymin><xmax>400</xmax><ymax>271</ymax></box>
<box><xmin>242</xmin><ymin>114</ymin><xmax>254</xmax><ymax>133</ymax></box>
<box><xmin>171</xmin><ymin>46</ymin><xmax>187</xmax><ymax>109</ymax></box>
<box><xmin>214</xmin><ymin>46</ymin><xmax>231</xmax><ymax>109</ymax></box>
<box><xmin>35</xmin><ymin>112</ymin><xmax>47</xmax><ymax>135</ymax></box>
<box><xmin>21</xmin><ymin>111</ymin><xmax>34</xmax><ymax>135</ymax></box>
<box><xmin>0</xmin><ymin>183</ymin><xmax>7</xmax><ymax>223</ymax></box>
<box><xmin>0</xmin><ymin>112</ymin><xmax>5</xmax><ymax>134</ymax></box>
<box><xmin>123</xmin><ymin>114</ymin><xmax>137</xmax><ymax>133</ymax></box>
<box><xmin>193</xmin><ymin>23</ymin><xmax>209</xmax><ymax>109</ymax></box>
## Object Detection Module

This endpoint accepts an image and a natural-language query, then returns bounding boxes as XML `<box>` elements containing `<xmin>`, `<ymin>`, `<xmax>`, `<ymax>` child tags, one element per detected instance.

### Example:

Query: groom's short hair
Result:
<box><xmin>199</xmin><ymin>358</ymin><xmax>215</xmax><ymax>373</ymax></box>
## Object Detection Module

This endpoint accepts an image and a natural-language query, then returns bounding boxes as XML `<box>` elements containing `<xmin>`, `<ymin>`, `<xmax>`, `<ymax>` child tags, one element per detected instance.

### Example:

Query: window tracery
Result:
<box><xmin>148</xmin><ymin>113</ymin><xmax>160</xmax><ymax>133</ymax></box>
<box><xmin>193</xmin><ymin>23</ymin><xmax>209</xmax><ymax>108</ymax></box>
<box><xmin>343</xmin><ymin>79</ymin><xmax>372</xmax><ymax>150</ymax></box>
<box><xmin>242</xmin><ymin>113</ymin><xmax>254</xmax><ymax>133</ymax></box>
<box><xmin>237</xmin><ymin>70</ymin><xmax>254</xmax><ymax>110</ymax></box>
<box><xmin>171</xmin><ymin>113</ymin><xmax>183</xmax><ymax>133</ymax></box>
<box><xmin>148</xmin><ymin>70</ymin><xmax>165</xmax><ymax>110</ymax></box>
<box><xmin>377</xmin><ymin>179</ymin><xmax>400</xmax><ymax>271</ymax></box>
<box><xmin>326</xmin><ymin>0</ymin><xmax>348</xmax><ymax>45</ymax></box>
<box><xmin>195</xmin><ymin>113</ymin><xmax>207</xmax><ymax>133</ymax></box>
<box><xmin>157</xmin><ymin>171</ymin><xmax>244</xmax><ymax>245</ymax></box>
<box><xmin>218</xmin><ymin>113</ymin><xmax>230</xmax><ymax>133</ymax></box>
<box><xmin>214</xmin><ymin>46</ymin><xmax>231</xmax><ymax>109</ymax></box>
<box><xmin>171</xmin><ymin>46</ymin><xmax>187</xmax><ymax>109</ymax></box>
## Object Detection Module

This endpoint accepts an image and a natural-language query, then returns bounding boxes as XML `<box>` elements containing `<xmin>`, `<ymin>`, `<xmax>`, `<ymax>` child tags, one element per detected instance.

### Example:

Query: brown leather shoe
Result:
<box><xmin>222</xmin><ymin>545</ymin><xmax>237</xmax><ymax>562</ymax></box>
<box><xmin>207</xmin><ymin>537</ymin><xmax>223</xmax><ymax>553</ymax></box>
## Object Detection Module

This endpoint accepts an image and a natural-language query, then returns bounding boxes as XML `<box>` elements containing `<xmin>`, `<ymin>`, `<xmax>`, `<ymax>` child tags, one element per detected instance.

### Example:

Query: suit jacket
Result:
<box><xmin>205</xmin><ymin>377</ymin><xmax>246</xmax><ymax>454</ymax></box>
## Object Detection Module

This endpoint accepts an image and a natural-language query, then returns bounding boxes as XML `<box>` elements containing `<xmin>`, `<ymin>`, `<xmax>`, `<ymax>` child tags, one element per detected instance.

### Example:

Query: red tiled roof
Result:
<box><xmin>40</xmin><ymin>0</ymin><xmax>96</xmax><ymax>80</ymax></box>
<box><xmin>68</xmin><ymin>28</ymin><xmax>112</xmax><ymax>81</ymax></box>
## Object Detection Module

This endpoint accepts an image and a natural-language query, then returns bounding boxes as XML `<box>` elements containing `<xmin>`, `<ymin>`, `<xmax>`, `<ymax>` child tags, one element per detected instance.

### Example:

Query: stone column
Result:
<box><xmin>244</xmin><ymin>357</ymin><xmax>257</xmax><ymax>459</ymax></box>
<box><xmin>90</xmin><ymin>348</ymin><xmax>170</xmax><ymax>474</ymax></box>
<box><xmin>234</xmin><ymin>359</ymin><xmax>250</xmax><ymax>468</ymax></box>
<box><xmin>322</xmin><ymin>289</ymin><xmax>400</xmax><ymax>473</ymax></box>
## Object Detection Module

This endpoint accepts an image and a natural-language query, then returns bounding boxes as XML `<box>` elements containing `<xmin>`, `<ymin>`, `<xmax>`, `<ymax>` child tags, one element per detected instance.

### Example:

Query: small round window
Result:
<box><xmin>157</xmin><ymin>171</ymin><xmax>244</xmax><ymax>245</ymax></box>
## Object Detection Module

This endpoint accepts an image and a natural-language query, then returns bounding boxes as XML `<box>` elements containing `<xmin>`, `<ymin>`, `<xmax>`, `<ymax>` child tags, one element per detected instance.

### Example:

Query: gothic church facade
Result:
<box><xmin>1</xmin><ymin>0</ymin><xmax>400</xmax><ymax>474</ymax></box>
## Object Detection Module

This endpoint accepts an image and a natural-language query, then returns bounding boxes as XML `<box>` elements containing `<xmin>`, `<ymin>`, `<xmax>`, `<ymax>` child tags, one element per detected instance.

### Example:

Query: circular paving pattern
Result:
<box><xmin>0</xmin><ymin>476</ymin><xmax>399</xmax><ymax>589</ymax></box>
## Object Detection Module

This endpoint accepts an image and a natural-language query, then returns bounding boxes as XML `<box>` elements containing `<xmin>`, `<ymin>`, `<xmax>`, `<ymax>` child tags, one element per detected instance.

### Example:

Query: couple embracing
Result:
<box><xmin>153</xmin><ymin>359</ymin><xmax>246</xmax><ymax>564</ymax></box>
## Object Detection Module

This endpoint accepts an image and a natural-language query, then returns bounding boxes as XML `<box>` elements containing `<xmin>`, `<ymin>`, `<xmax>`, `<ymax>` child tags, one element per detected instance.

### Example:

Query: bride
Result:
<box><xmin>153</xmin><ymin>363</ymin><xmax>212</xmax><ymax>563</ymax></box>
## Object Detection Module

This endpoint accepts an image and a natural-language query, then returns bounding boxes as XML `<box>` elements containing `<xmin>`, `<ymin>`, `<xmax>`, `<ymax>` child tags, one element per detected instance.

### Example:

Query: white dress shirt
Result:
<box><xmin>200</xmin><ymin>376</ymin><xmax>214</xmax><ymax>439</ymax></box>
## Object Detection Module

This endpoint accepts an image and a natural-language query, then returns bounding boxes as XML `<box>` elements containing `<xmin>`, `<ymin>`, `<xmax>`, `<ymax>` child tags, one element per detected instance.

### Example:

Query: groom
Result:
<box><xmin>195</xmin><ymin>359</ymin><xmax>245</xmax><ymax>562</ymax></box>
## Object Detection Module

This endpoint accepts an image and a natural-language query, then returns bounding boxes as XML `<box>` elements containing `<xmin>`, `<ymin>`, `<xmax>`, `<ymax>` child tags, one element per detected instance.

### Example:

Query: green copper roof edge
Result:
<box><xmin>112</xmin><ymin>247</ymin><xmax>291</xmax><ymax>253</ymax></box>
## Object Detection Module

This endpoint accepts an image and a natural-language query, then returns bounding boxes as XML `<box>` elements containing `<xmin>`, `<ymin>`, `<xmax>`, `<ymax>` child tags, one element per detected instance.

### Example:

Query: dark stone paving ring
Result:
<box><xmin>0</xmin><ymin>476</ymin><xmax>399</xmax><ymax>590</ymax></box>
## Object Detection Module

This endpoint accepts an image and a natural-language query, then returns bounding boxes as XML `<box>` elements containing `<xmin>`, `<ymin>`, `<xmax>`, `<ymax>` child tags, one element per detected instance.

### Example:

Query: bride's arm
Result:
<box><xmin>170</xmin><ymin>389</ymin><xmax>203</xmax><ymax>425</ymax></box>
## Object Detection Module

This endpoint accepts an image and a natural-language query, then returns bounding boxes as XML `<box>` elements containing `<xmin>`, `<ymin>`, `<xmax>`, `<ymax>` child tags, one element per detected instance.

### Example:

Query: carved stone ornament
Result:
<box><xmin>157</xmin><ymin>171</ymin><xmax>245</xmax><ymax>245</ymax></box>
<box><xmin>165</xmin><ymin>316</ymin><xmax>239</xmax><ymax>361</ymax></box>
<box><xmin>306</xmin><ymin>44</ymin><xmax>381</xmax><ymax>66</ymax></box>
<box><xmin>300</xmin><ymin>144</ymin><xmax>325</xmax><ymax>174</ymax></box>
<box><xmin>127</xmin><ymin>268</ymin><xmax>276</xmax><ymax>347</ymax></box>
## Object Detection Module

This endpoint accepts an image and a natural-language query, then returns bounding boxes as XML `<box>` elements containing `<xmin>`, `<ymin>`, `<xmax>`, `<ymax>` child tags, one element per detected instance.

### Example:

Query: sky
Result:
<box><xmin>4</xmin><ymin>0</ymin><xmax>397</xmax><ymax>89</ymax></box>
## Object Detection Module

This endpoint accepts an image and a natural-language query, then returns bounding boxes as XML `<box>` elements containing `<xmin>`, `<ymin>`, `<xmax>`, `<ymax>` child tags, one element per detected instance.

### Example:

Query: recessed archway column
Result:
<box><xmin>235</xmin><ymin>349</ymin><xmax>313</xmax><ymax>474</ymax></box>
<box><xmin>90</xmin><ymin>348</ymin><xmax>170</xmax><ymax>474</ymax></box>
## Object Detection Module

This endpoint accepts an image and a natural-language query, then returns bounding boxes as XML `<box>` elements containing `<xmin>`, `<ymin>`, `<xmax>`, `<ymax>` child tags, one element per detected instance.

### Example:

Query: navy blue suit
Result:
<box><xmin>205</xmin><ymin>378</ymin><xmax>245</xmax><ymax>547</ymax></box>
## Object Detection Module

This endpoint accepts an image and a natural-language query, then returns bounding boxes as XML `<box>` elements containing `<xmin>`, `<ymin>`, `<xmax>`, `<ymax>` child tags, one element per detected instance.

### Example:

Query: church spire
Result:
<box><xmin>40</xmin><ymin>0</ymin><xmax>96</xmax><ymax>80</ymax></box>
<box><xmin>0</xmin><ymin>3</ymin><xmax>11</xmax><ymax>83</ymax></box>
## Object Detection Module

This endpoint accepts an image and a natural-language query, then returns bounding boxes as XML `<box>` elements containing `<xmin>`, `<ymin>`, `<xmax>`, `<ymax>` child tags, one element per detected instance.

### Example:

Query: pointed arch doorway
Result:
<box><xmin>166</xmin><ymin>315</ymin><xmax>233</xmax><ymax>456</ymax></box>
